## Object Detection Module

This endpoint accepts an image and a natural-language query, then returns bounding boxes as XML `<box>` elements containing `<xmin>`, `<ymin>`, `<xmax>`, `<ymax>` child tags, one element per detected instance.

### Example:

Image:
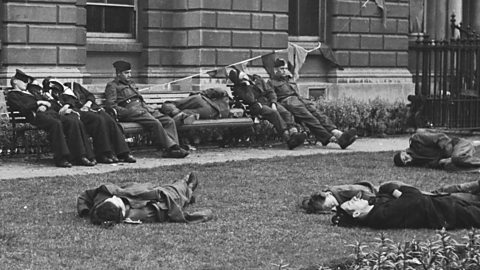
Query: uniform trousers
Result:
<box><xmin>32</xmin><ymin>110</ymin><xmax>94</xmax><ymax>162</ymax></box>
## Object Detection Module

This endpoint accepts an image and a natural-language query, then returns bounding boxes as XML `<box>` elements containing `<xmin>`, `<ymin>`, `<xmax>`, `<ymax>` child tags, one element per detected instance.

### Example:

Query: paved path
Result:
<box><xmin>0</xmin><ymin>136</ymin><xmax>409</xmax><ymax>180</ymax></box>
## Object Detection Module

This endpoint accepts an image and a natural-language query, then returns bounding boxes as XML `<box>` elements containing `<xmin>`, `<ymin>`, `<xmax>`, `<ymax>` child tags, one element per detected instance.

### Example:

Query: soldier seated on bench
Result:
<box><xmin>7</xmin><ymin>69</ymin><xmax>96</xmax><ymax>167</ymax></box>
<box><xmin>104</xmin><ymin>60</ymin><xmax>189</xmax><ymax>159</ymax></box>
<box><xmin>227</xmin><ymin>69</ymin><xmax>306</xmax><ymax>150</ymax></box>
<box><xmin>43</xmin><ymin>79</ymin><xmax>136</xmax><ymax>164</ymax></box>
<box><xmin>268</xmin><ymin>58</ymin><xmax>357</xmax><ymax>149</ymax></box>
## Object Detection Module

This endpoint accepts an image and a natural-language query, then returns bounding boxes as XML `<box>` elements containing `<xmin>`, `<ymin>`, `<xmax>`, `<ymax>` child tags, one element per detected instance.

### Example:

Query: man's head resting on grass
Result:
<box><xmin>90</xmin><ymin>196</ymin><xmax>126</xmax><ymax>225</ymax></box>
<box><xmin>393</xmin><ymin>150</ymin><xmax>413</xmax><ymax>167</ymax></box>
<box><xmin>301</xmin><ymin>191</ymin><xmax>338</xmax><ymax>213</ymax></box>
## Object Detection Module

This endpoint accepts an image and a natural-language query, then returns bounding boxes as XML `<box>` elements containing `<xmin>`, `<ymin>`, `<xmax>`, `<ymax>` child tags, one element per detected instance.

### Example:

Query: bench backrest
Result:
<box><xmin>2</xmin><ymin>87</ymin><xmax>32</xmax><ymax>126</ymax></box>
<box><xmin>92</xmin><ymin>91</ymin><xmax>192</xmax><ymax>107</ymax></box>
<box><xmin>3</xmin><ymin>87</ymin><xmax>197</xmax><ymax>123</ymax></box>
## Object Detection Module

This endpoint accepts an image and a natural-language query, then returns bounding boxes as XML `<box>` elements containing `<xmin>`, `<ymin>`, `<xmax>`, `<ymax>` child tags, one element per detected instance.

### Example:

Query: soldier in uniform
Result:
<box><xmin>228</xmin><ymin>69</ymin><xmax>306</xmax><ymax>149</ymax></box>
<box><xmin>6</xmin><ymin>70</ymin><xmax>95</xmax><ymax>167</ymax></box>
<box><xmin>159</xmin><ymin>87</ymin><xmax>231</xmax><ymax>126</ymax></box>
<box><xmin>268</xmin><ymin>58</ymin><xmax>357</xmax><ymax>149</ymax></box>
<box><xmin>44</xmin><ymin>79</ymin><xmax>136</xmax><ymax>164</ymax></box>
<box><xmin>77</xmin><ymin>172</ymin><xmax>213</xmax><ymax>225</ymax></box>
<box><xmin>104</xmin><ymin>60</ymin><xmax>189</xmax><ymax>158</ymax></box>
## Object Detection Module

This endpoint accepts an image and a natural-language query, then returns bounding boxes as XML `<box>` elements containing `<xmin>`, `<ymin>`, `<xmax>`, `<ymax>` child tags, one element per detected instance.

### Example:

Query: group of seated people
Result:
<box><xmin>6</xmin><ymin>57</ymin><xmax>358</xmax><ymax>167</ymax></box>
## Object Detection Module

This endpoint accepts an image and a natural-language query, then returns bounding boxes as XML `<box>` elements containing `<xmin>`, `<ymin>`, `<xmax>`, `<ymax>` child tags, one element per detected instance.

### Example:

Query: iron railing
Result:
<box><xmin>411</xmin><ymin>14</ymin><xmax>480</xmax><ymax>130</ymax></box>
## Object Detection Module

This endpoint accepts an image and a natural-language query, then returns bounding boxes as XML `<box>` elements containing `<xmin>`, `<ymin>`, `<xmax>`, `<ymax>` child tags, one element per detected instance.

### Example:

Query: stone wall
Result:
<box><xmin>138</xmin><ymin>0</ymin><xmax>289</xmax><ymax>89</ymax></box>
<box><xmin>0</xmin><ymin>0</ymin><xmax>87</xmax><ymax>84</ymax></box>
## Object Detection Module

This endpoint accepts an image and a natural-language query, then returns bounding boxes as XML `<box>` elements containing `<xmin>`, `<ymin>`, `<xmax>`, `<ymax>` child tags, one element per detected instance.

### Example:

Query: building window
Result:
<box><xmin>288</xmin><ymin>0</ymin><xmax>324</xmax><ymax>40</ymax></box>
<box><xmin>86</xmin><ymin>0</ymin><xmax>136</xmax><ymax>38</ymax></box>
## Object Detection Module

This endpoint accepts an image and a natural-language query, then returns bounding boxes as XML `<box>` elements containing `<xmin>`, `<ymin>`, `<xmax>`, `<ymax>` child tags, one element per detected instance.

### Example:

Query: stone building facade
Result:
<box><xmin>0</xmin><ymin>0</ymin><xmax>426</xmax><ymax>104</ymax></box>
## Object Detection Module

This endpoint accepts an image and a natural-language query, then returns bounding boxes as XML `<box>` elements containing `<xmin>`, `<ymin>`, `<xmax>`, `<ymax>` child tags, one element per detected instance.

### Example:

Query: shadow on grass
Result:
<box><xmin>0</xmin><ymin>151</ymin><xmax>478</xmax><ymax>269</ymax></box>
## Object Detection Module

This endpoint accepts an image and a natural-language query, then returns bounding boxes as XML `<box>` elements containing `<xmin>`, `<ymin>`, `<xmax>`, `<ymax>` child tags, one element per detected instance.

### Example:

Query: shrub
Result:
<box><xmin>314</xmin><ymin>97</ymin><xmax>409</xmax><ymax>137</ymax></box>
<box><xmin>319</xmin><ymin>228</ymin><xmax>480</xmax><ymax>270</ymax></box>
<box><xmin>0</xmin><ymin>98</ymin><xmax>410</xmax><ymax>154</ymax></box>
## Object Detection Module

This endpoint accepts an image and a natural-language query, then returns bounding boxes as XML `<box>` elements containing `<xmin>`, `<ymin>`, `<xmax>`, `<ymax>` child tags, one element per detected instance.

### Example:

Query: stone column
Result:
<box><xmin>447</xmin><ymin>0</ymin><xmax>462</xmax><ymax>39</ymax></box>
<box><xmin>468</xmin><ymin>1</ymin><xmax>480</xmax><ymax>34</ymax></box>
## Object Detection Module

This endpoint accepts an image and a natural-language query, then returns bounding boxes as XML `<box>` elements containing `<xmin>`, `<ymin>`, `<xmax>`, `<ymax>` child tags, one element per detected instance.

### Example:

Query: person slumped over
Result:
<box><xmin>104</xmin><ymin>60</ymin><xmax>189</xmax><ymax>158</ymax></box>
<box><xmin>393</xmin><ymin>129</ymin><xmax>480</xmax><ymax>170</ymax></box>
<box><xmin>331</xmin><ymin>181</ymin><xmax>480</xmax><ymax>230</ymax></box>
<box><xmin>77</xmin><ymin>172</ymin><xmax>213</xmax><ymax>225</ymax></box>
<box><xmin>6</xmin><ymin>69</ymin><xmax>95</xmax><ymax>167</ymax></box>
<box><xmin>44</xmin><ymin>79</ymin><xmax>136</xmax><ymax>164</ymax></box>
<box><xmin>159</xmin><ymin>87</ymin><xmax>232</xmax><ymax>126</ymax></box>
<box><xmin>267</xmin><ymin>58</ymin><xmax>357</xmax><ymax>149</ymax></box>
<box><xmin>228</xmin><ymin>69</ymin><xmax>306</xmax><ymax>150</ymax></box>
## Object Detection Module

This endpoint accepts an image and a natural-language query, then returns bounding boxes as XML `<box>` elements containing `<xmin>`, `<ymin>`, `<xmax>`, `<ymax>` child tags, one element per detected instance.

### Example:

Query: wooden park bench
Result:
<box><xmin>2</xmin><ymin>86</ymin><xmax>255</xmax><ymax>154</ymax></box>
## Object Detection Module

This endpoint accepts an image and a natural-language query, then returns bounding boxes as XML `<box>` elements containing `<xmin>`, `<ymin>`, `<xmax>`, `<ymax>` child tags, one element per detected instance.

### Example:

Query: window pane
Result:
<box><xmin>87</xmin><ymin>0</ymin><xmax>104</xmax><ymax>3</ymax></box>
<box><xmin>105</xmin><ymin>6</ymin><xmax>133</xmax><ymax>33</ymax></box>
<box><xmin>86</xmin><ymin>6</ymin><xmax>103</xmax><ymax>32</ymax></box>
<box><xmin>107</xmin><ymin>0</ymin><xmax>134</xmax><ymax>5</ymax></box>
<box><xmin>289</xmin><ymin>0</ymin><xmax>319</xmax><ymax>36</ymax></box>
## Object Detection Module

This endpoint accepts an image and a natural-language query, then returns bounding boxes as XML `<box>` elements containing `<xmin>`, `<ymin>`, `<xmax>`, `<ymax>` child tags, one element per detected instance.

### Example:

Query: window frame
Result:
<box><xmin>288</xmin><ymin>0</ymin><xmax>326</xmax><ymax>42</ymax></box>
<box><xmin>86</xmin><ymin>0</ymin><xmax>138</xmax><ymax>40</ymax></box>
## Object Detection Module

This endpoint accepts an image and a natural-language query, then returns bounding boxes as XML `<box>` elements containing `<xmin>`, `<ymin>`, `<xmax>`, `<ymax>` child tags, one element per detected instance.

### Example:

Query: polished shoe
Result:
<box><xmin>76</xmin><ymin>157</ymin><xmax>96</xmax><ymax>166</ymax></box>
<box><xmin>287</xmin><ymin>132</ymin><xmax>306</xmax><ymax>150</ymax></box>
<box><xmin>186</xmin><ymin>172</ymin><xmax>199</xmax><ymax>192</ymax></box>
<box><xmin>163</xmin><ymin>148</ymin><xmax>189</xmax><ymax>158</ymax></box>
<box><xmin>55</xmin><ymin>159</ymin><xmax>72</xmax><ymax>168</ymax></box>
<box><xmin>118</xmin><ymin>153</ymin><xmax>136</xmax><ymax>163</ymax></box>
<box><xmin>337</xmin><ymin>128</ymin><xmax>357</xmax><ymax>149</ymax></box>
<box><xmin>97</xmin><ymin>155</ymin><xmax>114</xmax><ymax>164</ymax></box>
<box><xmin>109</xmin><ymin>154</ymin><xmax>120</xmax><ymax>163</ymax></box>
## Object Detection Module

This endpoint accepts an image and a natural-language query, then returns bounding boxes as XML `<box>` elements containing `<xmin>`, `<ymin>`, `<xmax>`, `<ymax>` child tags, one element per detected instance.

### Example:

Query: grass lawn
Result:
<box><xmin>1</xmin><ymin>151</ymin><xmax>480</xmax><ymax>269</ymax></box>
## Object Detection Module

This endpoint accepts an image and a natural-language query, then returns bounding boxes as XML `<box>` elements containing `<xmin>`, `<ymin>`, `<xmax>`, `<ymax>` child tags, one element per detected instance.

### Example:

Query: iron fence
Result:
<box><xmin>411</xmin><ymin>15</ymin><xmax>480</xmax><ymax>130</ymax></box>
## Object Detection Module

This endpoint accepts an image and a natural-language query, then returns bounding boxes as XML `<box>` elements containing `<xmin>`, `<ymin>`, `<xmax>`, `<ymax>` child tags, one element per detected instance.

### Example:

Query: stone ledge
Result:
<box><xmin>87</xmin><ymin>38</ymin><xmax>143</xmax><ymax>52</ymax></box>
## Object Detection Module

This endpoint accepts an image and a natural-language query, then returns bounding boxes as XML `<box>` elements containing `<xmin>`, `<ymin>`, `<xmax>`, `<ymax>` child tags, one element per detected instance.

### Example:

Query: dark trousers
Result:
<box><xmin>32</xmin><ymin>110</ymin><xmax>94</xmax><ymax>162</ymax></box>
<box><xmin>279</xmin><ymin>96</ymin><xmax>337</xmax><ymax>144</ymax></box>
<box><xmin>122</xmin><ymin>101</ymin><xmax>178</xmax><ymax>149</ymax></box>
<box><xmin>79</xmin><ymin>110</ymin><xmax>130</xmax><ymax>157</ymax></box>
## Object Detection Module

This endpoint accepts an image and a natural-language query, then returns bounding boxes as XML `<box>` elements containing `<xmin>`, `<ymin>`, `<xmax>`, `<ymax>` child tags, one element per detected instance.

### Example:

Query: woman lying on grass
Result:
<box><xmin>331</xmin><ymin>180</ymin><xmax>480</xmax><ymax>229</ymax></box>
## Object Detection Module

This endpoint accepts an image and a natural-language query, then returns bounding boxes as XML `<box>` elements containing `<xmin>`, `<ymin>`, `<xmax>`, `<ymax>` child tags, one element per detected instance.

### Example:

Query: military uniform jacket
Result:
<box><xmin>197</xmin><ymin>88</ymin><xmax>230</xmax><ymax>118</ymax></box>
<box><xmin>78</xmin><ymin>182</ymin><xmax>197</xmax><ymax>223</ymax></box>
<box><xmin>7</xmin><ymin>89</ymin><xmax>60</xmax><ymax>121</ymax></box>
<box><xmin>267</xmin><ymin>74</ymin><xmax>300</xmax><ymax>101</ymax></box>
<box><xmin>104</xmin><ymin>78</ymin><xmax>148</xmax><ymax>119</ymax></box>
<box><xmin>61</xmin><ymin>82</ymin><xmax>102</xmax><ymax>111</ymax></box>
<box><xmin>406</xmin><ymin>131</ymin><xmax>455</xmax><ymax>167</ymax></box>
<box><xmin>328</xmin><ymin>182</ymin><xmax>377</xmax><ymax>205</ymax></box>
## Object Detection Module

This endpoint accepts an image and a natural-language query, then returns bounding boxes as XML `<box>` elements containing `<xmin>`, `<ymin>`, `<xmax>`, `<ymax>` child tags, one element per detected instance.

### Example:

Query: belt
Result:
<box><xmin>119</xmin><ymin>97</ymin><xmax>141</xmax><ymax>107</ymax></box>
<box><xmin>277</xmin><ymin>94</ymin><xmax>296</xmax><ymax>103</ymax></box>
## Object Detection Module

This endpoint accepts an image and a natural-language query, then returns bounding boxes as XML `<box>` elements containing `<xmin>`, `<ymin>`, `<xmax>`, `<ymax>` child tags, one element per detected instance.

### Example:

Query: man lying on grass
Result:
<box><xmin>301</xmin><ymin>180</ymin><xmax>480</xmax><ymax>214</ymax></box>
<box><xmin>331</xmin><ymin>181</ymin><xmax>480</xmax><ymax>229</ymax></box>
<box><xmin>393</xmin><ymin>129</ymin><xmax>480</xmax><ymax>171</ymax></box>
<box><xmin>77</xmin><ymin>172</ymin><xmax>213</xmax><ymax>225</ymax></box>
